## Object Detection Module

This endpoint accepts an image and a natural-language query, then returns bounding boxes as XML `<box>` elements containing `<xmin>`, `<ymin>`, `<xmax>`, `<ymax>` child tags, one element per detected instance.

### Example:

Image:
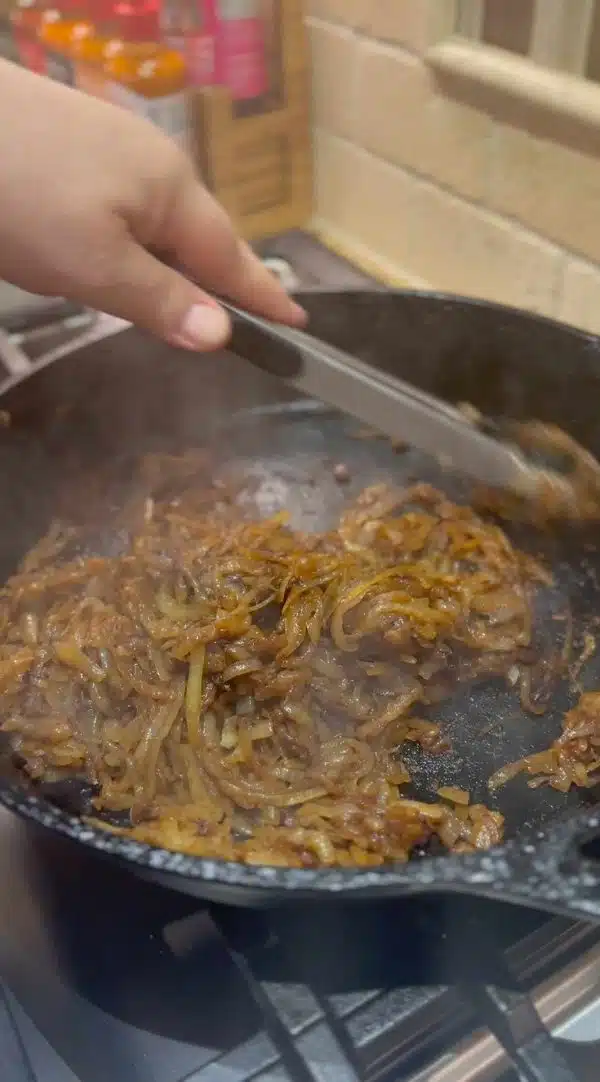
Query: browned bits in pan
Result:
<box><xmin>333</xmin><ymin>463</ymin><xmax>351</xmax><ymax>484</ymax></box>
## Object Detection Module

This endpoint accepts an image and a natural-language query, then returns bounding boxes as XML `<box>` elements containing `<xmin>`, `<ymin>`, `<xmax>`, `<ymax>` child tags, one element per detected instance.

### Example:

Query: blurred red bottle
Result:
<box><xmin>71</xmin><ymin>0</ymin><xmax>117</xmax><ymax>97</ymax></box>
<box><xmin>104</xmin><ymin>2</ymin><xmax>190</xmax><ymax>147</ymax></box>
<box><xmin>161</xmin><ymin>0</ymin><xmax>216</xmax><ymax>87</ymax></box>
<box><xmin>10</xmin><ymin>0</ymin><xmax>49</xmax><ymax>74</ymax></box>
<box><xmin>38</xmin><ymin>0</ymin><xmax>86</xmax><ymax>83</ymax></box>
<box><xmin>215</xmin><ymin>0</ymin><xmax>267</xmax><ymax>102</ymax></box>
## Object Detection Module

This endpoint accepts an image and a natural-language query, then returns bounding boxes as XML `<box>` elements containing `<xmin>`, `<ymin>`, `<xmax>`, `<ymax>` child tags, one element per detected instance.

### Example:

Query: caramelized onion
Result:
<box><xmin>491</xmin><ymin>690</ymin><xmax>600</xmax><ymax>793</ymax></box>
<box><xmin>0</xmin><ymin>463</ymin><xmax>562</xmax><ymax>867</ymax></box>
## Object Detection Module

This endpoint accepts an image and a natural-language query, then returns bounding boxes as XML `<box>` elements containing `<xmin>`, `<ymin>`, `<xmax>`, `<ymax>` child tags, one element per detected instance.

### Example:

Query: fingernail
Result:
<box><xmin>173</xmin><ymin>304</ymin><xmax>229</xmax><ymax>351</ymax></box>
<box><xmin>289</xmin><ymin>301</ymin><xmax>308</xmax><ymax>326</ymax></box>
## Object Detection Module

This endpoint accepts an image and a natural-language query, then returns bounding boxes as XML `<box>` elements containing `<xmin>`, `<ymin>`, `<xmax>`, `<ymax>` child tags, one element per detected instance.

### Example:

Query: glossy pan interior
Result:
<box><xmin>1</xmin><ymin>291</ymin><xmax>600</xmax><ymax>916</ymax></box>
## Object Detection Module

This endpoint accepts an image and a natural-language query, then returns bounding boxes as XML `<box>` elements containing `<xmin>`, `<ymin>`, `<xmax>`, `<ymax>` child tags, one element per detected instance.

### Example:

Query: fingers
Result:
<box><xmin>54</xmin><ymin>166</ymin><xmax>307</xmax><ymax>350</ymax></box>
<box><xmin>71</xmin><ymin>235</ymin><xmax>232</xmax><ymax>350</ymax></box>
<box><xmin>162</xmin><ymin>173</ymin><xmax>307</xmax><ymax>328</ymax></box>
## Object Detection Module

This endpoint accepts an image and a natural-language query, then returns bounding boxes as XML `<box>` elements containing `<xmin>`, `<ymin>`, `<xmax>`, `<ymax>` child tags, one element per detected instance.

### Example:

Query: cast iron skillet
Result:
<box><xmin>1</xmin><ymin>290</ymin><xmax>600</xmax><ymax>919</ymax></box>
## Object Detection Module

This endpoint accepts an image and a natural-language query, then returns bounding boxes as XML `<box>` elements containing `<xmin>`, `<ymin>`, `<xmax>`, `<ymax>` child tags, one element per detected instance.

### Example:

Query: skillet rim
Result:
<box><xmin>1</xmin><ymin>779</ymin><xmax>600</xmax><ymax>900</ymax></box>
<box><xmin>0</xmin><ymin>286</ymin><xmax>599</xmax><ymax>403</ymax></box>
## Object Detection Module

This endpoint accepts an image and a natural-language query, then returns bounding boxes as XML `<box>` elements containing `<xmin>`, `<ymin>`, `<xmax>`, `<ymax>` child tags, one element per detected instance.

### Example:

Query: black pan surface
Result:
<box><xmin>0</xmin><ymin>291</ymin><xmax>600</xmax><ymax>917</ymax></box>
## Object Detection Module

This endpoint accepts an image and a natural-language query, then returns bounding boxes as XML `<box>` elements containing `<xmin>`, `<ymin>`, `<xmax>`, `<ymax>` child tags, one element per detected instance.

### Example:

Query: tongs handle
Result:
<box><xmin>223</xmin><ymin>300</ymin><xmax>462</xmax><ymax>419</ymax></box>
<box><xmin>222</xmin><ymin>300</ymin><xmax>544</xmax><ymax>501</ymax></box>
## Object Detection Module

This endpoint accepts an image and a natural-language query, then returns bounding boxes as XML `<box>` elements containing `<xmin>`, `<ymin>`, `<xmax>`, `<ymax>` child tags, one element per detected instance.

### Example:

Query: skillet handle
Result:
<box><xmin>445</xmin><ymin>809</ymin><xmax>600</xmax><ymax>924</ymax></box>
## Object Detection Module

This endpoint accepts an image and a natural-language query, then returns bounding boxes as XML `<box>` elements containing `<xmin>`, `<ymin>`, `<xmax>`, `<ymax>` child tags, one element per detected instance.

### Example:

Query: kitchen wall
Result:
<box><xmin>307</xmin><ymin>0</ymin><xmax>600</xmax><ymax>335</ymax></box>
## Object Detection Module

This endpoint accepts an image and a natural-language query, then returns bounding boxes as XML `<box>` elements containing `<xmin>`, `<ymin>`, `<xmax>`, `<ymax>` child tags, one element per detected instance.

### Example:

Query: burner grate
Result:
<box><xmin>0</xmin><ymin>984</ymin><xmax>36</xmax><ymax>1082</ymax></box>
<box><xmin>154</xmin><ymin>903</ymin><xmax>600</xmax><ymax>1082</ymax></box>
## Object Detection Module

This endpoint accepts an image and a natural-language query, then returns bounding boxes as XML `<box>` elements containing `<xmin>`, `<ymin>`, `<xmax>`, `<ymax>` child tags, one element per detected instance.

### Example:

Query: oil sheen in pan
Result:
<box><xmin>209</xmin><ymin>400</ymin><xmax>600</xmax><ymax>841</ymax></box>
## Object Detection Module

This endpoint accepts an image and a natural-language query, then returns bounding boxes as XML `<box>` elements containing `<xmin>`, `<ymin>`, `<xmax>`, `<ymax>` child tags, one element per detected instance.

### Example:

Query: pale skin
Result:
<box><xmin>0</xmin><ymin>59</ymin><xmax>306</xmax><ymax>350</ymax></box>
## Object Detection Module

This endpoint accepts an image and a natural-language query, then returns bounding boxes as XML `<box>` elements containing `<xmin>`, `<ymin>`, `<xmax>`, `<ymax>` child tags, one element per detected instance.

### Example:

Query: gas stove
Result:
<box><xmin>0</xmin><ymin>236</ymin><xmax>600</xmax><ymax>1082</ymax></box>
<box><xmin>1</xmin><ymin>807</ymin><xmax>600</xmax><ymax>1082</ymax></box>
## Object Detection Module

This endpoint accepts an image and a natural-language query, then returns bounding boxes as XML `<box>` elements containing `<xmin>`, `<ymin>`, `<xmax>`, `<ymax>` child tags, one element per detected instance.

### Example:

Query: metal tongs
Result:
<box><xmin>223</xmin><ymin>301</ymin><xmax>579</xmax><ymax>509</ymax></box>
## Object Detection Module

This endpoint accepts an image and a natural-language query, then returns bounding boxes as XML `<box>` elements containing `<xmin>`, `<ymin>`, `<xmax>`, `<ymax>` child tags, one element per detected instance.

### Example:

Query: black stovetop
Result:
<box><xmin>0</xmin><ymin>807</ymin><xmax>599</xmax><ymax>1082</ymax></box>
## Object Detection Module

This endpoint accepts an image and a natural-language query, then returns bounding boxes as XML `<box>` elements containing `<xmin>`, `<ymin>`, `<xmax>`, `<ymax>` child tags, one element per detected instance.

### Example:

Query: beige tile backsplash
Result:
<box><xmin>559</xmin><ymin>256</ymin><xmax>600</xmax><ymax>331</ymax></box>
<box><xmin>364</xmin><ymin>0</ymin><xmax>446</xmax><ymax>53</ymax></box>
<box><xmin>308</xmin><ymin>20</ymin><xmax>360</xmax><ymax>141</ymax></box>
<box><xmin>355</xmin><ymin>42</ymin><xmax>492</xmax><ymax>202</ymax></box>
<box><xmin>307</xmin><ymin>0</ymin><xmax>363</xmax><ymax>27</ymax></box>
<box><xmin>315</xmin><ymin>132</ymin><xmax>414</xmax><ymax>268</ymax></box>
<box><xmin>408</xmin><ymin>179</ymin><xmax>564</xmax><ymax>312</ymax></box>
<box><xmin>489</xmin><ymin>126</ymin><xmax>600</xmax><ymax>264</ymax></box>
<box><xmin>308</xmin><ymin>3</ymin><xmax>600</xmax><ymax>335</ymax></box>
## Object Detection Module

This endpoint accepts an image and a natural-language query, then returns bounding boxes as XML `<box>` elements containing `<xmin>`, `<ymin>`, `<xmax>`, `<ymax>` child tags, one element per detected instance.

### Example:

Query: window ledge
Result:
<box><xmin>427</xmin><ymin>37</ymin><xmax>600</xmax><ymax>155</ymax></box>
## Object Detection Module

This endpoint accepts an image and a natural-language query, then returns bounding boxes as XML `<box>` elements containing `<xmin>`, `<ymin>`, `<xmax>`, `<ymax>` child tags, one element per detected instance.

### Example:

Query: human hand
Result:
<box><xmin>0</xmin><ymin>61</ymin><xmax>305</xmax><ymax>350</ymax></box>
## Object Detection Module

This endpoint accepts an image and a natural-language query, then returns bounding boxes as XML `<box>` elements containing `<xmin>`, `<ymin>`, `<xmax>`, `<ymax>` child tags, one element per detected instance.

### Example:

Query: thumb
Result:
<box><xmin>76</xmin><ymin>237</ymin><xmax>231</xmax><ymax>351</ymax></box>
